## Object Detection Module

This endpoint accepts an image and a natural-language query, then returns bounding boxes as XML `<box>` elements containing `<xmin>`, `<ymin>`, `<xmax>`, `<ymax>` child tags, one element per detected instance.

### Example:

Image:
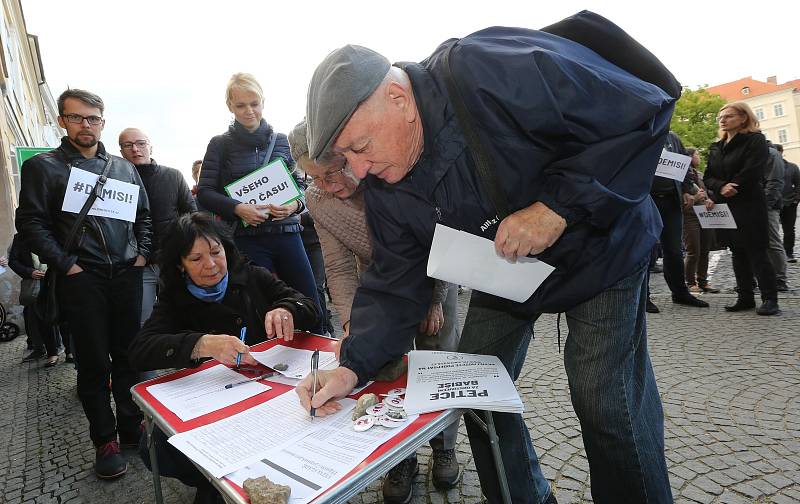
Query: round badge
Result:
<box><xmin>386</xmin><ymin>408</ymin><xmax>408</xmax><ymax>420</ymax></box>
<box><xmin>353</xmin><ymin>415</ymin><xmax>375</xmax><ymax>432</ymax></box>
<box><xmin>366</xmin><ymin>403</ymin><xmax>387</xmax><ymax>416</ymax></box>
<box><xmin>383</xmin><ymin>396</ymin><xmax>404</xmax><ymax>409</ymax></box>
<box><xmin>379</xmin><ymin>416</ymin><xmax>405</xmax><ymax>429</ymax></box>
<box><xmin>384</xmin><ymin>388</ymin><xmax>406</xmax><ymax>397</ymax></box>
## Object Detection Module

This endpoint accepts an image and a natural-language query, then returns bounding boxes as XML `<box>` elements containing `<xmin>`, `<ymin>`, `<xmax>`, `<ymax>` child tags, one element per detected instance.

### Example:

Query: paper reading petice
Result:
<box><xmin>655</xmin><ymin>149</ymin><xmax>692</xmax><ymax>182</ymax></box>
<box><xmin>61</xmin><ymin>167</ymin><xmax>139</xmax><ymax>223</ymax></box>
<box><xmin>427</xmin><ymin>223</ymin><xmax>554</xmax><ymax>303</ymax></box>
<box><xmin>692</xmin><ymin>203</ymin><xmax>737</xmax><ymax>229</ymax></box>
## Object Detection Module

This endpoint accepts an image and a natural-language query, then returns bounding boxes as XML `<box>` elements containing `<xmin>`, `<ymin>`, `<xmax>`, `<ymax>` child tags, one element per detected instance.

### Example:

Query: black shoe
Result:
<box><xmin>787</xmin><ymin>255</ymin><xmax>797</xmax><ymax>263</ymax></box>
<box><xmin>95</xmin><ymin>441</ymin><xmax>127</xmax><ymax>479</ymax></box>
<box><xmin>724</xmin><ymin>299</ymin><xmax>756</xmax><ymax>312</ymax></box>
<box><xmin>777</xmin><ymin>282</ymin><xmax>789</xmax><ymax>292</ymax></box>
<box><xmin>672</xmin><ymin>294</ymin><xmax>709</xmax><ymax>308</ymax></box>
<box><xmin>646</xmin><ymin>298</ymin><xmax>660</xmax><ymax>313</ymax></box>
<box><xmin>383</xmin><ymin>457</ymin><xmax>418</xmax><ymax>504</ymax></box>
<box><xmin>431</xmin><ymin>449</ymin><xmax>462</xmax><ymax>490</ymax></box>
<box><xmin>756</xmin><ymin>300</ymin><xmax>780</xmax><ymax>316</ymax></box>
<box><xmin>65</xmin><ymin>353</ymin><xmax>75</xmax><ymax>363</ymax></box>
<box><xmin>22</xmin><ymin>348</ymin><xmax>46</xmax><ymax>362</ymax></box>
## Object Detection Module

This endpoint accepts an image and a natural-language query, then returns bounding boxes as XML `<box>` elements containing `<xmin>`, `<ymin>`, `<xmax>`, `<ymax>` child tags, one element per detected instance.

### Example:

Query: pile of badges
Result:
<box><xmin>352</xmin><ymin>388</ymin><xmax>409</xmax><ymax>432</ymax></box>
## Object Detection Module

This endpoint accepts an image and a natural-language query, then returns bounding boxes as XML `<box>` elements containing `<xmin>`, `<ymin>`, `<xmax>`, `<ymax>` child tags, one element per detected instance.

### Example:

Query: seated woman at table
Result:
<box><xmin>128</xmin><ymin>212</ymin><xmax>319</xmax><ymax>504</ymax></box>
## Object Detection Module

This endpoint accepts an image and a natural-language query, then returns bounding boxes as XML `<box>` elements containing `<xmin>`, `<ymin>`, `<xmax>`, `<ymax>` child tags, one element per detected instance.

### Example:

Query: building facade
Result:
<box><xmin>0</xmin><ymin>0</ymin><xmax>62</xmax><ymax>324</ymax></box>
<box><xmin>707</xmin><ymin>76</ymin><xmax>800</xmax><ymax>165</ymax></box>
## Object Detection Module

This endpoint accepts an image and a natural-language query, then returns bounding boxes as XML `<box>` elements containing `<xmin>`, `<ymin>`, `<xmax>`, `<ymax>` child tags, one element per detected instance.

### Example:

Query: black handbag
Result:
<box><xmin>37</xmin><ymin>156</ymin><xmax>113</xmax><ymax>325</ymax></box>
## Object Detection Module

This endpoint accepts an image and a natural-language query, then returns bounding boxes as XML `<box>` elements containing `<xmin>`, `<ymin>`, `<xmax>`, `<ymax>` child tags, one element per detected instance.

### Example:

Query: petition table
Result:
<box><xmin>131</xmin><ymin>332</ymin><xmax>461</xmax><ymax>504</ymax></box>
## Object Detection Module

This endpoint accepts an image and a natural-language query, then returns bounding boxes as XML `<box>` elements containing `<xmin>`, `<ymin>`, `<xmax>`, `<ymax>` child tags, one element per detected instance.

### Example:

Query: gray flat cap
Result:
<box><xmin>306</xmin><ymin>45</ymin><xmax>390</xmax><ymax>160</ymax></box>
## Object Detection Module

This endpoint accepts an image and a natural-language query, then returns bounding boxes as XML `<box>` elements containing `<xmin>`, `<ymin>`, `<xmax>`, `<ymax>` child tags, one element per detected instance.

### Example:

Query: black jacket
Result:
<box><xmin>128</xmin><ymin>261</ymin><xmax>319</xmax><ymax>371</ymax></box>
<box><xmin>783</xmin><ymin>160</ymin><xmax>800</xmax><ymax>206</ymax></box>
<box><xmin>704</xmin><ymin>132</ymin><xmax>769</xmax><ymax>247</ymax></box>
<box><xmin>8</xmin><ymin>233</ymin><xmax>37</xmax><ymax>279</ymax></box>
<box><xmin>136</xmin><ymin>160</ymin><xmax>197</xmax><ymax>262</ymax></box>
<box><xmin>197</xmin><ymin>119</ymin><xmax>305</xmax><ymax>236</ymax></box>
<box><xmin>15</xmin><ymin>138</ymin><xmax>152</xmax><ymax>276</ymax></box>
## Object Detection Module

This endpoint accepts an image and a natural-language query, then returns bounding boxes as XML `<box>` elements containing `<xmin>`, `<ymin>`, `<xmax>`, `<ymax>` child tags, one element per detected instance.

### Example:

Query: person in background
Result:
<box><xmin>197</xmin><ymin>73</ymin><xmax>323</xmax><ymax>334</ymax></box>
<box><xmin>15</xmin><ymin>88</ymin><xmax>152</xmax><ymax>479</ymax></box>
<box><xmin>777</xmin><ymin>144</ymin><xmax>800</xmax><ymax>263</ymax></box>
<box><xmin>8</xmin><ymin>233</ymin><xmax>60</xmax><ymax>366</ymax></box>
<box><xmin>290</xmin><ymin>121</ymin><xmax>463</xmax><ymax>503</ymax></box>
<box><xmin>682</xmin><ymin>148</ymin><xmax>719</xmax><ymax>294</ymax></box>
<box><xmin>704</xmin><ymin>102</ymin><xmax>779</xmax><ymax>315</ymax></box>
<box><xmin>763</xmin><ymin>141</ymin><xmax>788</xmax><ymax>291</ymax></box>
<box><xmin>191</xmin><ymin>160</ymin><xmax>202</xmax><ymax>196</ymax></box>
<box><xmin>298</xmin><ymin>206</ymin><xmax>335</xmax><ymax>335</ymax></box>
<box><xmin>129</xmin><ymin>213</ymin><xmax>319</xmax><ymax>504</ymax></box>
<box><xmin>119</xmin><ymin>128</ymin><xmax>196</xmax><ymax>327</ymax></box>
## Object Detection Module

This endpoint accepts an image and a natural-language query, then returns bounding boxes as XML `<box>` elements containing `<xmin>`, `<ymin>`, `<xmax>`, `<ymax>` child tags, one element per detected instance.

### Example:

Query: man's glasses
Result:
<box><xmin>61</xmin><ymin>113</ymin><xmax>103</xmax><ymax>125</ymax></box>
<box><xmin>310</xmin><ymin>166</ymin><xmax>346</xmax><ymax>185</ymax></box>
<box><xmin>120</xmin><ymin>140</ymin><xmax>149</xmax><ymax>150</ymax></box>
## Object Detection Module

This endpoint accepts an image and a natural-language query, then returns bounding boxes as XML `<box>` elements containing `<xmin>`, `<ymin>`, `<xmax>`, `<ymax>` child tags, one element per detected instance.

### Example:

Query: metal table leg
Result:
<box><xmin>145</xmin><ymin>415</ymin><xmax>164</xmax><ymax>504</ymax></box>
<box><xmin>467</xmin><ymin>410</ymin><xmax>511</xmax><ymax>504</ymax></box>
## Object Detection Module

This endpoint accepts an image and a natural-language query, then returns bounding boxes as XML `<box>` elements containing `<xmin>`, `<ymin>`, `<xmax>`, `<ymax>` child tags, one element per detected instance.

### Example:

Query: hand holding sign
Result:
<box><xmin>234</xmin><ymin>203</ymin><xmax>271</xmax><ymax>226</ymax></box>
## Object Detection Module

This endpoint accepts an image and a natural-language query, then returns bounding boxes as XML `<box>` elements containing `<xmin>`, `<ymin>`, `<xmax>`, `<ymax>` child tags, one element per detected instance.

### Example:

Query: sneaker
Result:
<box><xmin>431</xmin><ymin>449</ymin><xmax>462</xmax><ymax>490</ymax></box>
<box><xmin>756</xmin><ymin>299</ymin><xmax>780</xmax><ymax>316</ymax></box>
<box><xmin>646</xmin><ymin>298</ymin><xmax>660</xmax><ymax>314</ymax></box>
<box><xmin>21</xmin><ymin>348</ymin><xmax>46</xmax><ymax>362</ymax></box>
<box><xmin>700</xmin><ymin>283</ymin><xmax>720</xmax><ymax>294</ymax></box>
<box><xmin>672</xmin><ymin>294</ymin><xmax>709</xmax><ymax>308</ymax></box>
<box><xmin>724</xmin><ymin>298</ymin><xmax>756</xmax><ymax>312</ymax></box>
<box><xmin>383</xmin><ymin>457</ymin><xmax>418</xmax><ymax>504</ymax></box>
<box><xmin>95</xmin><ymin>441</ymin><xmax>127</xmax><ymax>479</ymax></box>
<box><xmin>687</xmin><ymin>284</ymin><xmax>703</xmax><ymax>294</ymax></box>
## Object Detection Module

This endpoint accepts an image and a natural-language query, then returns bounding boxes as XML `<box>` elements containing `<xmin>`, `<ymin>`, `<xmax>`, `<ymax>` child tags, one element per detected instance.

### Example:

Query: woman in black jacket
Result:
<box><xmin>128</xmin><ymin>212</ymin><xmax>319</xmax><ymax>502</ymax></box>
<box><xmin>197</xmin><ymin>72</ymin><xmax>323</xmax><ymax>334</ymax></box>
<box><xmin>704</xmin><ymin>102</ymin><xmax>779</xmax><ymax>315</ymax></box>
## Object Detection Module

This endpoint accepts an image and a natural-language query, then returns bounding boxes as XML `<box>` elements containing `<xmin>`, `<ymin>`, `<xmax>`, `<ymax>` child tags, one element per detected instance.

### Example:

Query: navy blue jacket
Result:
<box><xmin>197</xmin><ymin>120</ymin><xmax>304</xmax><ymax>236</ymax></box>
<box><xmin>340</xmin><ymin>20</ymin><xmax>677</xmax><ymax>384</ymax></box>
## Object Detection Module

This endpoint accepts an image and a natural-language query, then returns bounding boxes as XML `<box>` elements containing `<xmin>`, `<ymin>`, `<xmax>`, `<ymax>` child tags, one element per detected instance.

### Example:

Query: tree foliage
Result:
<box><xmin>669</xmin><ymin>87</ymin><xmax>726</xmax><ymax>170</ymax></box>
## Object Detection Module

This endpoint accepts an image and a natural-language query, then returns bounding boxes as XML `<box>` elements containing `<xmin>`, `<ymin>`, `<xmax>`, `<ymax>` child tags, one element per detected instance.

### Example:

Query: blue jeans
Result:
<box><xmin>460</xmin><ymin>265</ymin><xmax>671</xmax><ymax>504</ymax></box>
<box><xmin>235</xmin><ymin>233</ymin><xmax>323</xmax><ymax>334</ymax></box>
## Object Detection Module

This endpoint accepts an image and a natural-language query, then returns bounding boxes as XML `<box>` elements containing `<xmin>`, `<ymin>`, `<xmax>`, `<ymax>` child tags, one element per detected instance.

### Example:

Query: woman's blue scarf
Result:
<box><xmin>185</xmin><ymin>272</ymin><xmax>229</xmax><ymax>303</ymax></box>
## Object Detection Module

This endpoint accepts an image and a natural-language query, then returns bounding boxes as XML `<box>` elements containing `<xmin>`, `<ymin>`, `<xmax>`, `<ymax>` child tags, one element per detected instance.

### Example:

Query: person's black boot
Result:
<box><xmin>21</xmin><ymin>347</ymin><xmax>46</xmax><ymax>362</ymax></box>
<box><xmin>646</xmin><ymin>298</ymin><xmax>660</xmax><ymax>313</ymax></box>
<box><xmin>756</xmin><ymin>299</ymin><xmax>780</xmax><ymax>316</ymax></box>
<box><xmin>672</xmin><ymin>294</ymin><xmax>709</xmax><ymax>307</ymax></box>
<box><xmin>382</xmin><ymin>457</ymin><xmax>418</xmax><ymax>504</ymax></box>
<box><xmin>724</xmin><ymin>298</ymin><xmax>756</xmax><ymax>312</ymax></box>
<box><xmin>95</xmin><ymin>441</ymin><xmax>127</xmax><ymax>479</ymax></box>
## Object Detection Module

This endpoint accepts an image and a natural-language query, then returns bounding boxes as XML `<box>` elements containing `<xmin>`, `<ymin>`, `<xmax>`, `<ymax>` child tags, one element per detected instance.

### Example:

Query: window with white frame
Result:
<box><xmin>778</xmin><ymin>129</ymin><xmax>788</xmax><ymax>144</ymax></box>
<box><xmin>774</xmin><ymin>103</ymin><xmax>785</xmax><ymax>117</ymax></box>
<box><xmin>755</xmin><ymin>108</ymin><xmax>765</xmax><ymax>120</ymax></box>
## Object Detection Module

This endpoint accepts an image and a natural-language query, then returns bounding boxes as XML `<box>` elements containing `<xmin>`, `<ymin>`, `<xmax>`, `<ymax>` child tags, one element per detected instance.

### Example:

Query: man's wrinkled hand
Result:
<box><xmin>494</xmin><ymin>202</ymin><xmax>566</xmax><ymax>261</ymax></box>
<box><xmin>296</xmin><ymin>367</ymin><xmax>358</xmax><ymax>417</ymax></box>
<box><xmin>419</xmin><ymin>302</ymin><xmax>444</xmax><ymax>336</ymax></box>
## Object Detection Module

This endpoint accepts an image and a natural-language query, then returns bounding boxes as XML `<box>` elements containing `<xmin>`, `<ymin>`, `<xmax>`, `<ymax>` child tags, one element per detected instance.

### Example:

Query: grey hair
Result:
<box><xmin>58</xmin><ymin>89</ymin><xmax>105</xmax><ymax>115</ymax></box>
<box><xmin>288</xmin><ymin>119</ymin><xmax>309</xmax><ymax>162</ymax></box>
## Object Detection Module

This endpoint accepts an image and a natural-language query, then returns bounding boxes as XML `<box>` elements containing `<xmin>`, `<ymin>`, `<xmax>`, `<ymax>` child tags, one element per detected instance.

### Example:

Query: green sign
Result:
<box><xmin>15</xmin><ymin>146</ymin><xmax>53</xmax><ymax>172</ymax></box>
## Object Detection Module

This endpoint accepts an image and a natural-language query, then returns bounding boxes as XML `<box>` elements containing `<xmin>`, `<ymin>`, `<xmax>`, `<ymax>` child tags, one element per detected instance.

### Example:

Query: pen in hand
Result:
<box><xmin>235</xmin><ymin>326</ymin><xmax>247</xmax><ymax>368</ymax></box>
<box><xmin>310</xmin><ymin>349</ymin><xmax>319</xmax><ymax>419</ymax></box>
<box><xmin>224</xmin><ymin>372</ymin><xmax>275</xmax><ymax>389</ymax></box>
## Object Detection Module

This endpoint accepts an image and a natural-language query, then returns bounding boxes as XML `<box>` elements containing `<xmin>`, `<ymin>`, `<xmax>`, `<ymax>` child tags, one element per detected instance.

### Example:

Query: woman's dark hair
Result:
<box><xmin>685</xmin><ymin>147</ymin><xmax>697</xmax><ymax>157</ymax></box>
<box><xmin>158</xmin><ymin>212</ymin><xmax>242</xmax><ymax>290</ymax></box>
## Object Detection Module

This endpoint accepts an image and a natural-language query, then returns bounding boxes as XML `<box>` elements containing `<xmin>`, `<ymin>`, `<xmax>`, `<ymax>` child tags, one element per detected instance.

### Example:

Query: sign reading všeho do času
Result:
<box><xmin>224</xmin><ymin>159</ymin><xmax>302</xmax><ymax>226</ymax></box>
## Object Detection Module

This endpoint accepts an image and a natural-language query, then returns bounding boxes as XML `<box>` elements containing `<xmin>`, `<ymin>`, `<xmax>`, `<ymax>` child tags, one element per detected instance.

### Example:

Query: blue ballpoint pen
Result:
<box><xmin>235</xmin><ymin>326</ymin><xmax>246</xmax><ymax>368</ymax></box>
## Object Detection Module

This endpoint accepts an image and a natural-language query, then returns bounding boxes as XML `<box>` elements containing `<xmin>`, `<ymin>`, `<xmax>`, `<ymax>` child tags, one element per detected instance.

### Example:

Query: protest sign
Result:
<box><xmin>655</xmin><ymin>149</ymin><xmax>692</xmax><ymax>181</ymax></box>
<box><xmin>692</xmin><ymin>203</ymin><xmax>737</xmax><ymax>229</ymax></box>
<box><xmin>61</xmin><ymin>167</ymin><xmax>139</xmax><ymax>223</ymax></box>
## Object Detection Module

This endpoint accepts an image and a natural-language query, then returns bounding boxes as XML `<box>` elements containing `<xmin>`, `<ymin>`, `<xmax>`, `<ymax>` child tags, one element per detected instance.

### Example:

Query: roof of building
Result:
<box><xmin>706</xmin><ymin>76</ymin><xmax>800</xmax><ymax>101</ymax></box>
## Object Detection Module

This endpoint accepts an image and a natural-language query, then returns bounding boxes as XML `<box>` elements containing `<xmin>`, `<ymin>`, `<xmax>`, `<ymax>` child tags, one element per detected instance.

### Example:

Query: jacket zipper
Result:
<box><xmin>94</xmin><ymin>218</ymin><xmax>113</xmax><ymax>277</ymax></box>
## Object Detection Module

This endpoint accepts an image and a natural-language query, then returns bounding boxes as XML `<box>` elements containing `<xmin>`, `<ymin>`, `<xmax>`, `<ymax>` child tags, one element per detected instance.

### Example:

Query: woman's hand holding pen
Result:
<box><xmin>193</xmin><ymin>334</ymin><xmax>257</xmax><ymax>366</ymax></box>
<box><xmin>265</xmin><ymin>308</ymin><xmax>295</xmax><ymax>341</ymax></box>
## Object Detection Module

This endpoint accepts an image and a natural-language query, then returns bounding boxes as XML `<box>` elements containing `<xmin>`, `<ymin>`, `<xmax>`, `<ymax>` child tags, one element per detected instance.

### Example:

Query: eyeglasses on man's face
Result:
<box><xmin>310</xmin><ymin>166</ymin><xmax>347</xmax><ymax>185</ymax></box>
<box><xmin>61</xmin><ymin>113</ymin><xmax>104</xmax><ymax>126</ymax></box>
<box><xmin>120</xmin><ymin>140</ymin><xmax>149</xmax><ymax>150</ymax></box>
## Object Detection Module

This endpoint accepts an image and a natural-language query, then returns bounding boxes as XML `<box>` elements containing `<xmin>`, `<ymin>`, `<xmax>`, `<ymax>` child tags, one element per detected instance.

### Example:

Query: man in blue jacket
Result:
<box><xmin>298</xmin><ymin>11</ymin><xmax>677</xmax><ymax>504</ymax></box>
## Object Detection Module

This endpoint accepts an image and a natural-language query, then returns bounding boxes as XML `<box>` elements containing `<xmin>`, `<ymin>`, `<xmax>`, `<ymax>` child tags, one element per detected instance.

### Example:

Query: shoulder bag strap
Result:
<box><xmin>442</xmin><ymin>42</ymin><xmax>510</xmax><ymax>220</ymax></box>
<box><xmin>265</xmin><ymin>132</ymin><xmax>277</xmax><ymax>163</ymax></box>
<box><xmin>62</xmin><ymin>156</ymin><xmax>114</xmax><ymax>251</ymax></box>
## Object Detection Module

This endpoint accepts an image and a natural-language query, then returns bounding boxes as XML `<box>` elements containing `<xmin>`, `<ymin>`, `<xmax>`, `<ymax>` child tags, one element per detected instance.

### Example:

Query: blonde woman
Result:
<box><xmin>704</xmin><ymin>102</ymin><xmax>779</xmax><ymax>315</ymax></box>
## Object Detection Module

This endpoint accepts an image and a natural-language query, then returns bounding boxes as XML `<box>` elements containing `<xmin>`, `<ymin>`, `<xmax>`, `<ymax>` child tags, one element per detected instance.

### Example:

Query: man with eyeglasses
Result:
<box><xmin>15</xmin><ymin>89</ymin><xmax>152</xmax><ymax>480</ymax></box>
<box><xmin>118</xmin><ymin>128</ymin><xmax>196</xmax><ymax>330</ymax></box>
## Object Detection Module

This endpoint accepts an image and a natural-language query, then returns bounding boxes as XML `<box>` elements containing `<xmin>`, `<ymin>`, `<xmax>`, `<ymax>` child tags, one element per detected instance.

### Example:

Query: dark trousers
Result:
<box><xmin>58</xmin><ymin>267</ymin><xmax>144</xmax><ymax>446</ymax></box>
<box><xmin>23</xmin><ymin>305</ymin><xmax>59</xmax><ymax>356</ymax></box>
<box><xmin>682</xmin><ymin>212</ymin><xmax>713</xmax><ymax>286</ymax></box>
<box><xmin>780</xmin><ymin>203</ymin><xmax>798</xmax><ymax>257</ymax></box>
<box><xmin>140</xmin><ymin>427</ymin><xmax>218</xmax><ymax>496</ymax></box>
<box><xmin>652</xmin><ymin>195</ymin><xmax>690</xmax><ymax>297</ymax></box>
<box><xmin>730</xmin><ymin>243</ymin><xmax>778</xmax><ymax>302</ymax></box>
<box><xmin>235</xmin><ymin>233</ymin><xmax>323</xmax><ymax>334</ymax></box>
<box><xmin>304</xmin><ymin>241</ymin><xmax>334</xmax><ymax>334</ymax></box>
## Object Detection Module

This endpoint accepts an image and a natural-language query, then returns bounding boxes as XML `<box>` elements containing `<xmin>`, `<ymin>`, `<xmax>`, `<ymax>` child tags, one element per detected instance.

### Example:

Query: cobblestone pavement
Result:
<box><xmin>1</xmin><ymin>249</ymin><xmax>798</xmax><ymax>504</ymax></box>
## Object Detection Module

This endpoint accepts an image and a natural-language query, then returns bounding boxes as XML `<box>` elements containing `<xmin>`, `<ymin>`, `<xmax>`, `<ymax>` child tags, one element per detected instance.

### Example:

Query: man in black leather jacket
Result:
<box><xmin>15</xmin><ymin>89</ymin><xmax>152</xmax><ymax>481</ymax></box>
<box><xmin>118</xmin><ymin>127</ymin><xmax>196</xmax><ymax>327</ymax></box>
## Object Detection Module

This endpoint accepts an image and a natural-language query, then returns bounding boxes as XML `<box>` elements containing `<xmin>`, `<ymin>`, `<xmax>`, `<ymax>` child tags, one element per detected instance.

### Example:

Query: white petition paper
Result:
<box><xmin>61</xmin><ymin>167</ymin><xmax>139</xmax><ymax>223</ymax></box>
<box><xmin>655</xmin><ymin>149</ymin><xmax>692</xmax><ymax>181</ymax></box>
<box><xmin>250</xmin><ymin>346</ymin><xmax>337</xmax><ymax>379</ymax></box>
<box><xmin>146</xmin><ymin>365</ymin><xmax>271</xmax><ymax>421</ymax></box>
<box><xmin>427</xmin><ymin>224</ymin><xmax>554</xmax><ymax>303</ymax></box>
<box><xmin>692</xmin><ymin>203</ymin><xmax>737</xmax><ymax>229</ymax></box>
